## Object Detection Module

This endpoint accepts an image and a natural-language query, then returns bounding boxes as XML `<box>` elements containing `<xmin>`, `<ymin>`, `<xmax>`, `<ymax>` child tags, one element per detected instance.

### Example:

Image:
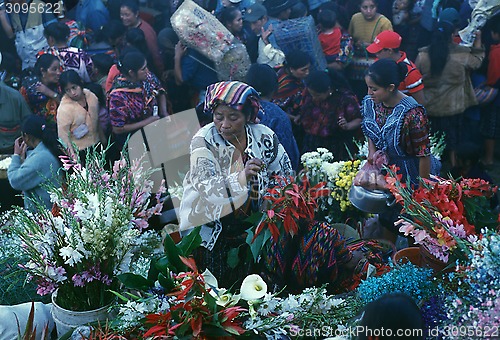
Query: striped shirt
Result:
<box><xmin>397</xmin><ymin>51</ymin><xmax>424</xmax><ymax>94</ymax></box>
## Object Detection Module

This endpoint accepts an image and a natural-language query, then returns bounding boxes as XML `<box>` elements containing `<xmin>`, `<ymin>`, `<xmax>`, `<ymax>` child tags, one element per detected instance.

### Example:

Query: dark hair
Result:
<box><xmin>125</xmin><ymin>28</ymin><xmax>148</xmax><ymax>52</ymax></box>
<box><xmin>84</xmin><ymin>82</ymin><xmax>106</xmax><ymax>107</ymax></box>
<box><xmin>328</xmin><ymin>68</ymin><xmax>352</xmax><ymax>91</ymax></box>
<box><xmin>318</xmin><ymin>9</ymin><xmax>336</xmax><ymax>29</ymax></box>
<box><xmin>91</xmin><ymin>53</ymin><xmax>114</xmax><ymax>75</ymax></box>
<box><xmin>285</xmin><ymin>50</ymin><xmax>311</xmax><ymax>70</ymax></box>
<box><xmin>367</xmin><ymin>58</ymin><xmax>407</xmax><ymax>88</ymax></box>
<box><xmin>34</xmin><ymin>54</ymin><xmax>59</xmax><ymax>77</ymax></box>
<box><xmin>289</xmin><ymin>1</ymin><xmax>307</xmax><ymax>19</ymax></box>
<box><xmin>429</xmin><ymin>21</ymin><xmax>454</xmax><ymax>76</ymax></box>
<box><xmin>318</xmin><ymin>2</ymin><xmax>348</xmax><ymax>29</ymax></box>
<box><xmin>217</xmin><ymin>6</ymin><xmax>241</xmax><ymax>27</ymax></box>
<box><xmin>101</xmin><ymin>20</ymin><xmax>126</xmax><ymax>43</ymax></box>
<box><xmin>358</xmin><ymin>293</ymin><xmax>424</xmax><ymax>340</ymax></box>
<box><xmin>44</xmin><ymin>22</ymin><xmax>70</xmax><ymax>43</ymax></box>
<box><xmin>21</xmin><ymin>115</ymin><xmax>62</xmax><ymax>160</ymax></box>
<box><xmin>306</xmin><ymin>70</ymin><xmax>331</xmax><ymax>93</ymax></box>
<box><xmin>246</xmin><ymin>63</ymin><xmax>278</xmax><ymax>97</ymax></box>
<box><xmin>359</xmin><ymin>0</ymin><xmax>377</xmax><ymax>6</ymax></box>
<box><xmin>117</xmin><ymin>50</ymin><xmax>146</xmax><ymax>76</ymax></box>
<box><xmin>120</xmin><ymin>0</ymin><xmax>139</xmax><ymax>13</ymax></box>
<box><xmin>488</xmin><ymin>14</ymin><xmax>500</xmax><ymax>35</ymax></box>
<box><xmin>59</xmin><ymin>70</ymin><xmax>84</xmax><ymax>90</ymax></box>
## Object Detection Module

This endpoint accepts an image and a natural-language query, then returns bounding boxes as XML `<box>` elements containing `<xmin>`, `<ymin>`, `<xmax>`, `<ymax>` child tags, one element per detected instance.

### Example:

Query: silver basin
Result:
<box><xmin>348</xmin><ymin>185</ymin><xmax>396</xmax><ymax>213</ymax></box>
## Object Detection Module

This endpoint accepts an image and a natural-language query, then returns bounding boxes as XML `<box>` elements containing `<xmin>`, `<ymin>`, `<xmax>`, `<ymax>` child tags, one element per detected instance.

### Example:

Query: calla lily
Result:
<box><xmin>214</xmin><ymin>289</ymin><xmax>241</xmax><ymax>307</ymax></box>
<box><xmin>240</xmin><ymin>274</ymin><xmax>267</xmax><ymax>301</ymax></box>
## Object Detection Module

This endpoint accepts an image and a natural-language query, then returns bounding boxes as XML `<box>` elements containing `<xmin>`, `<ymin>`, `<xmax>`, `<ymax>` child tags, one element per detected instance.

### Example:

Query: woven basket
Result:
<box><xmin>170</xmin><ymin>0</ymin><xmax>234</xmax><ymax>63</ymax></box>
<box><xmin>273</xmin><ymin>16</ymin><xmax>327</xmax><ymax>72</ymax></box>
<box><xmin>215</xmin><ymin>42</ymin><xmax>251</xmax><ymax>81</ymax></box>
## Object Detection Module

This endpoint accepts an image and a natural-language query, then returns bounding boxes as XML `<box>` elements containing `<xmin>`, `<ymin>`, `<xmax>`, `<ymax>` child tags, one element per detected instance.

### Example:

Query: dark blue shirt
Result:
<box><xmin>181</xmin><ymin>49</ymin><xmax>218</xmax><ymax>92</ymax></box>
<box><xmin>259</xmin><ymin>100</ymin><xmax>299</xmax><ymax>170</ymax></box>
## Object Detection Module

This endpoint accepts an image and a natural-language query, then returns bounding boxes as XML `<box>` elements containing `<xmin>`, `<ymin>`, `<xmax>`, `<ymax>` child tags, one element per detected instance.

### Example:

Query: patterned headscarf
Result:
<box><xmin>204</xmin><ymin>81</ymin><xmax>262</xmax><ymax>123</ymax></box>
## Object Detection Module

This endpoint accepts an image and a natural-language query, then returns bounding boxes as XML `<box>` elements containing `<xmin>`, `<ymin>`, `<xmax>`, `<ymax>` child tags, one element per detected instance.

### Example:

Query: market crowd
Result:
<box><xmin>1</xmin><ymin>0</ymin><xmax>500</xmax><ymax>330</ymax></box>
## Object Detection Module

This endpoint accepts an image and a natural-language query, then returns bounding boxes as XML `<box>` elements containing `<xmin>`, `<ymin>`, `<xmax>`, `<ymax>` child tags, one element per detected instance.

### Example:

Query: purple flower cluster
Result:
<box><xmin>72</xmin><ymin>265</ymin><xmax>113</xmax><ymax>287</ymax></box>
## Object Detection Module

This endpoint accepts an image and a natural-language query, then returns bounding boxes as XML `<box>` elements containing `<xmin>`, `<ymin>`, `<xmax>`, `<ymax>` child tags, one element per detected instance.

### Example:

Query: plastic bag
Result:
<box><xmin>353</xmin><ymin>150</ymin><xmax>388</xmax><ymax>189</ymax></box>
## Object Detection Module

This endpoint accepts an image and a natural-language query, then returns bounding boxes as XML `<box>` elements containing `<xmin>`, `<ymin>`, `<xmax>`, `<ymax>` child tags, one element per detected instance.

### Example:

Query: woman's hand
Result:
<box><xmin>261</xmin><ymin>24</ymin><xmax>273</xmax><ymax>45</ymax></box>
<box><xmin>473</xmin><ymin>30</ymin><xmax>482</xmax><ymax>48</ymax></box>
<box><xmin>338</xmin><ymin>116</ymin><xmax>348</xmax><ymax>130</ymax></box>
<box><xmin>238</xmin><ymin>157</ymin><xmax>264</xmax><ymax>184</ymax></box>
<box><xmin>174</xmin><ymin>42</ymin><xmax>187</xmax><ymax>60</ymax></box>
<box><xmin>13</xmin><ymin>137</ymin><xmax>27</xmax><ymax>160</ymax></box>
<box><xmin>146</xmin><ymin>115</ymin><xmax>160</xmax><ymax>124</ymax></box>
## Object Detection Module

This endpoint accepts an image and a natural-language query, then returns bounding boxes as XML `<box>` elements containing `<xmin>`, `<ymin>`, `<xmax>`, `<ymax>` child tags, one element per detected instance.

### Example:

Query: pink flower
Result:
<box><xmin>398</xmin><ymin>220</ymin><xmax>415</xmax><ymax>236</ymax></box>
<box><xmin>72</xmin><ymin>274</ymin><xmax>85</xmax><ymax>287</ymax></box>
<box><xmin>36</xmin><ymin>280</ymin><xmax>56</xmax><ymax>296</ymax></box>
<box><xmin>413</xmin><ymin>229</ymin><xmax>429</xmax><ymax>243</ymax></box>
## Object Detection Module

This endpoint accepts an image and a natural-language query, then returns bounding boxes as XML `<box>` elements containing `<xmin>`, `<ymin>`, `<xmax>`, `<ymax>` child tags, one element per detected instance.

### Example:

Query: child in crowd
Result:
<box><xmin>318</xmin><ymin>9</ymin><xmax>342</xmax><ymax>64</ymax></box>
<box><xmin>392</xmin><ymin>0</ymin><xmax>412</xmax><ymax>26</ymax></box>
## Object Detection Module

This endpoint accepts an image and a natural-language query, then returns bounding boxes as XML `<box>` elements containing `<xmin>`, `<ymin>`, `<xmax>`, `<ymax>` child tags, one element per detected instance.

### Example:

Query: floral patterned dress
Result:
<box><xmin>299</xmin><ymin>88</ymin><xmax>362</xmax><ymax>159</ymax></box>
<box><xmin>108</xmin><ymin>72</ymin><xmax>165</xmax><ymax>150</ymax></box>
<box><xmin>361</xmin><ymin>95</ymin><xmax>440</xmax><ymax>184</ymax></box>
<box><xmin>20</xmin><ymin>76</ymin><xmax>60</xmax><ymax>136</ymax></box>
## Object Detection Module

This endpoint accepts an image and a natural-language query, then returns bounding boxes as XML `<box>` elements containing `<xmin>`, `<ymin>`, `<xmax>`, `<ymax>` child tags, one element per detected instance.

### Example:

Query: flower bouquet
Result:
<box><xmin>7</xmin><ymin>146</ymin><xmax>164</xmax><ymax>311</ymax></box>
<box><xmin>301</xmin><ymin>147</ymin><xmax>363</xmax><ymax>223</ymax></box>
<box><xmin>385</xmin><ymin>165</ymin><xmax>499</xmax><ymax>264</ymax></box>
<box><xmin>443</xmin><ymin>230</ymin><xmax>500</xmax><ymax>335</ymax></box>
<box><xmin>106</xmin><ymin>227</ymin><xmax>363</xmax><ymax>339</ymax></box>
<box><xmin>246</xmin><ymin>174</ymin><xmax>329</xmax><ymax>261</ymax></box>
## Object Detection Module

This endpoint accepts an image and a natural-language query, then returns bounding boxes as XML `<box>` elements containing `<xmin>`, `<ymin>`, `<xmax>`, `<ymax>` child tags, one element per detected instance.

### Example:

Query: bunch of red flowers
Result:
<box><xmin>143</xmin><ymin>257</ymin><xmax>246</xmax><ymax>339</ymax></box>
<box><xmin>386</xmin><ymin>165</ymin><xmax>499</xmax><ymax>263</ymax></box>
<box><xmin>253</xmin><ymin>175</ymin><xmax>329</xmax><ymax>242</ymax></box>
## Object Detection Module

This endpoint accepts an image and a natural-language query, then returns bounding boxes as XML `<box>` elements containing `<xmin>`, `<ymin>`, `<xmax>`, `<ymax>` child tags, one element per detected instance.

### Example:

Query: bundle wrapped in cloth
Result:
<box><xmin>353</xmin><ymin>150</ymin><xmax>388</xmax><ymax>190</ymax></box>
<box><xmin>170</xmin><ymin>0</ymin><xmax>250</xmax><ymax>80</ymax></box>
<box><xmin>170</xmin><ymin>0</ymin><xmax>233</xmax><ymax>63</ymax></box>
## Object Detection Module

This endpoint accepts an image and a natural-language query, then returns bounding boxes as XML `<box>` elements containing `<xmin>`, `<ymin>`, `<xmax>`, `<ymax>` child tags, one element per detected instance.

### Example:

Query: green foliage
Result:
<box><xmin>118</xmin><ymin>226</ymin><xmax>202</xmax><ymax>292</ymax></box>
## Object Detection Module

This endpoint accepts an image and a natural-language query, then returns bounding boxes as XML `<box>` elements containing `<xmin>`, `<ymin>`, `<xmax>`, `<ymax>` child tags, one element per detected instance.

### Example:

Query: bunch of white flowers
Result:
<box><xmin>244</xmin><ymin>286</ymin><xmax>362</xmax><ymax>339</ymax></box>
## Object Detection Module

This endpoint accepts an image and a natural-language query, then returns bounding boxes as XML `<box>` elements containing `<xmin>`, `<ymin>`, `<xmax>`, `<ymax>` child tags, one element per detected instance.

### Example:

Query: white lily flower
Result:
<box><xmin>240</xmin><ymin>274</ymin><xmax>267</xmax><ymax>301</ymax></box>
<box><xmin>214</xmin><ymin>289</ymin><xmax>241</xmax><ymax>307</ymax></box>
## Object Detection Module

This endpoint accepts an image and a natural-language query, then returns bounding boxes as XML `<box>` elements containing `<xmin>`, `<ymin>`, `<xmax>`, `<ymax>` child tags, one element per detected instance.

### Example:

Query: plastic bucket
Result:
<box><xmin>51</xmin><ymin>291</ymin><xmax>113</xmax><ymax>338</ymax></box>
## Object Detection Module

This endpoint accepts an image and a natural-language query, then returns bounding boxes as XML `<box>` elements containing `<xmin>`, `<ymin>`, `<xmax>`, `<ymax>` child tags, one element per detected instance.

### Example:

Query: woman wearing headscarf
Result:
<box><xmin>179</xmin><ymin>81</ymin><xmax>293</xmax><ymax>288</ymax></box>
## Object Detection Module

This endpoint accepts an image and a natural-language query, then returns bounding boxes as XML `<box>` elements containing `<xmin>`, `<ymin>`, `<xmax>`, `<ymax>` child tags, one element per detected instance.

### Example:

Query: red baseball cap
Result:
<box><xmin>366</xmin><ymin>31</ymin><xmax>402</xmax><ymax>54</ymax></box>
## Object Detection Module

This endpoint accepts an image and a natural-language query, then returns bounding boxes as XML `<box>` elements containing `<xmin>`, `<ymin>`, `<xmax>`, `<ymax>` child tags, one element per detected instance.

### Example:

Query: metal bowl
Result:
<box><xmin>348</xmin><ymin>185</ymin><xmax>396</xmax><ymax>214</ymax></box>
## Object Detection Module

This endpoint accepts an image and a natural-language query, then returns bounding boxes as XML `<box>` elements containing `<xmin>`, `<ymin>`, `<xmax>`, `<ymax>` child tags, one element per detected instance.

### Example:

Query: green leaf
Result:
<box><xmin>227</xmin><ymin>247</ymin><xmax>240</xmax><ymax>269</ymax></box>
<box><xmin>148</xmin><ymin>256</ymin><xmax>162</xmax><ymax>281</ymax></box>
<box><xmin>163</xmin><ymin>234</ymin><xmax>186</xmax><ymax>272</ymax></box>
<box><xmin>177</xmin><ymin>226</ymin><xmax>202</xmax><ymax>256</ymax></box>
<box><xmin>244</xmin><ymin>211</ymin><xmax>265</xmax><ymax>225</ymax></box>
<box><xmin>109</xmin><ymin>290</ymin><xmax>132</xmax><ymax>302</ymax></box>
<box><xmin>158</xmin><ymin>272</ymin><xmax>176</xmax><ymax>291</ymax></box>
<box><xmin>153</xmin><ymin>255</ymin><xmax>170</xmax><ymax>273</ymax></box>
<box><xmin>117</xmin><ymin>273</ymin><xmax>154</xmax><ymax>290</ymax></box>
<box><xmin>246</xmin><ymin>227</ymin><xmax>271</xmax><ymax>262</ymax></box>
<box><xmin>203</xmin><ymin>325</ymin><xmax>232</xmax><ymax>337</ymax></box>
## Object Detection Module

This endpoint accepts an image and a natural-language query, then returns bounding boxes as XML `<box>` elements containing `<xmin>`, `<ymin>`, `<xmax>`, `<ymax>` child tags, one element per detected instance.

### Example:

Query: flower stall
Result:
<box><xmin>1</xmin><ymin>136</ymin><xmax>499</xmax><ymax>339</ymax></box>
